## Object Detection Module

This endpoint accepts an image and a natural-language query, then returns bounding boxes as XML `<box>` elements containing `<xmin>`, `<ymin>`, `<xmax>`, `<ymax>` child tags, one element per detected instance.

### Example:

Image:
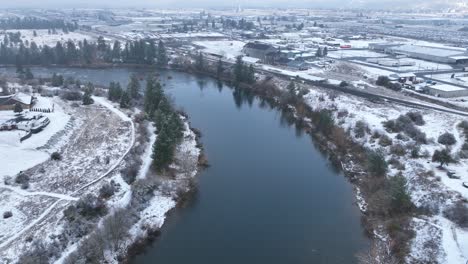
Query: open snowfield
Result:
<box><xmin>194</xmin><ymin>40</ymin><xmax>246</xmax><ymax>60</ymax></box>
<box><xmin>300</xmin><ymin>84</ymin><xmax>468</xmax><ymax>263</ymax></box>
<box><xmin>0</xmin><ymin>29</ymin><xmax>94</xmax><ymax>47</ymax></box>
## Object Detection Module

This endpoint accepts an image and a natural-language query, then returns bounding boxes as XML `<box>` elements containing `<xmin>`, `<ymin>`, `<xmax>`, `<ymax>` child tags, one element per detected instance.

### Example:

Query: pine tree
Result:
<box><xmin>247</xmin><ymin>64</ymin><xmax>255</xmax><ymax>84</ymax></box>
<box><xmin>157</xmin><ymin>40</ymin><xmax>168</xmax><ymax>67</ymax></box>
<box><xmin>196</xmin><ymin>52</ymin><xmax>204</xmax><ymax>71</ymax></box>
<box><xmin>128</xmin><ymin>74</ymin><xmax>140</xmax><ymax>99</ymax></box>
<box><xmin>120</xmin><ymin>90</ymin><xmax>130</xmax><ymax>108</ymax></box>
<box><xmin>82</xmin><ymin>89</ymin><xmax>94</xmax><ymax>105</ymax></box>
<box><xmin>14</xmin><ymin>103</ymin><xmax>23</xmax><ymax>113</ymax></box>
<box><xmin>234</xmin><ymin>56</ymin><xmax>244</xmax><ymax>85</ymax></box>
<box><xmin>25</xmin><ymin>68</ymin><xmax>33</xmax><ymax>80</ymax></box>
<box><xmin>287</xmin><ymin>81</ymin><xmax>296</xmax><ymax>94</ymax></box>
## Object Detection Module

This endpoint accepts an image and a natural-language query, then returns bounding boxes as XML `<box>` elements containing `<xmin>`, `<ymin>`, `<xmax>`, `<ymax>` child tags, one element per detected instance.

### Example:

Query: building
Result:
<box><xmin>0</xmin><ymin>93</ymin><xmax>33</xmax><ymax>111</ymax></box>
<box><xmin>425</xmin><ymin>84</ymin><xmax>468</xmax><ymax>98</ymax></box>
<box><xmin>242</xmin><ymin>42</ymin><xmax>278</xmax><ymax>64</ymax></box>
<box><xmin>387</xmin><ymin>45</ymin><xmax>468</xmax><ymax>64</ymax></box>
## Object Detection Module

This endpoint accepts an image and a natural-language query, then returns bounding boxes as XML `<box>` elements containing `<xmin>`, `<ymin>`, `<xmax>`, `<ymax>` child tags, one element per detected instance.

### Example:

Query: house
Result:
<box><xmin>242</xmin><ymin>42</ymin><xmax>278</xmax><ymax>64</ymax></box>
<box><xmin>0</xmin><ymin>93</ymin><xmax>33</xmax><ymax>111</ymax></box>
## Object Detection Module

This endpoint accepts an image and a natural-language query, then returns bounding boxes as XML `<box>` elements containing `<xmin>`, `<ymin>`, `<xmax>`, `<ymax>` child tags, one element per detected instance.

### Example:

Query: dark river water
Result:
<box><xmin>1</xmin><ymin>67</ymin><xmax>369</xmax><ymax>263</ymax></box>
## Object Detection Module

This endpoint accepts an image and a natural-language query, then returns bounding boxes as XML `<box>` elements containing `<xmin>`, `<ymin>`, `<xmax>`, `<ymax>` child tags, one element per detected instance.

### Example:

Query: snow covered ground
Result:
<box><xmin>194</xmin><ymin>40</ymin><xmax>246</xmax><ymax>60</ymax></box>
<box><xmin>1</xmin><ymin>29</ymin><xmax>94</xmax><ymax>47</ymax></box>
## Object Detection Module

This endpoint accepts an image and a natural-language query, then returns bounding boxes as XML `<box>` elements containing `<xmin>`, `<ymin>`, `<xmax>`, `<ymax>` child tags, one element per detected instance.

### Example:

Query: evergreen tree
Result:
<box><xmin>323</xmin><ymin>47</ymin><xmax>328</xmax><ymax>57</ymax></box>
<box><xmin>157</xmin><ymin>40</ymin><xmax>168</xmax><ymax>67</ymax></box>
<box><xmin>128</xmin><ymin>74</ymin><xmax>140</xmax><ymax>100</ymax></box>
<box><xmin>24</xmin><ymin>68</ymin><xmax>33</xmax><ymax>80</ymax></box>
<box><xmin>287</xmin><ymin>81</ymin><xmax>296</xmax><ymax>94</ymax></box>
<box><xmin>82</xmin><ymin>89</ymin><xmax>94</xmax><ymax>105</ymax></box>
<box><xmin>246</xmin><ymin>64</ymin><xmax>255</xmax><ymax>84</ymax></box>
<box><xmin>234</xmin><ymin>56</ymin><xmax>244</xmax><ymax>85</ymax></box>
<box><xmin>120</xmin><ymin>90</ymin><xmax>130</xmax><ymax>108</ymax></box>
<box><xmin>14</xmin><ymin>102</ymin><xmax>23</xmax><ymax>113</ymax></box>
<box><xmin>196</xmin><ymin>52</ymin><xmax>204</xmax><ymax>71</ymax></box>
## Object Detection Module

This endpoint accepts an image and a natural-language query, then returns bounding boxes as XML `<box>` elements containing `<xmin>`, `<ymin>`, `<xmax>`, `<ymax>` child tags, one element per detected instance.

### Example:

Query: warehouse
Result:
<box><xmin>425</xmin><ymin>84</ymin><xmax>468</xmax><ymax>98</ymax></box>
<box><xmin>387</xmin><ymin>45</ymin><xmax>468</xmax><ymax>64</ymax></box>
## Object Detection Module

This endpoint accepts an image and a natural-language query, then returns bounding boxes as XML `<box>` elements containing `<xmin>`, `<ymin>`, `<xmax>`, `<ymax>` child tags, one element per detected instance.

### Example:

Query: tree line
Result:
<box><xmin>0</xmin><ymin>17</ymin><xmax>78</xmax><ymax>31</ymax></box>
<box><xmin>143</xmin><ymin>76</ymin><xmax>184</xmax><ymax>171</ymax></box>
<box><xmin>0</xmin><ymin>36</ymin><xmax>168</xmax><ymax>67</ymax></box>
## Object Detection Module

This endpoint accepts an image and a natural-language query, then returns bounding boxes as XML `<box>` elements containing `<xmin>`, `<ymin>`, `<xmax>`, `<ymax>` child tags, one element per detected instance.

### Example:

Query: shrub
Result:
<box><xmin>379</xmin><ymin>134</ymin><xmax>393</xmax><ymax>147</ymax></box>
<box><xmin>121</xmin><ymin>161</ymin><xmax>140</xmax><ymax>184</ymax></box>
<box><xmin>410</xmin><ymin>145</ymin><xmax>420</xmax><ymax>158</ymax></box>
<box><xmin>438</xmin><ymin>132</ymin><xmax>456</xmax><ymax>146</ymax></box>
<box><xmin>17</xmin><ymin>241</ymin><xmax>49</xmax><ymax>264</ymax></box>
<box><xmin>99</xmin><ymin>181</ymin><xmax>118</xmax><ymax>199</ymax></box>
<box><xmin>367</xmin><ymin>149</ymin><xmax>388</xmax><ymax>177</ymax></box>
<box><xmin>432</xmin><ymin>148</ymin><xmax>454</xmax><ymax>167</ymax></box>
<box><xmin>390</xmin><ymin>144</ymin><xmax>406</xmax><ymax>156</ymax></box>
<box><xmin>376</xmin><ymin>76</ymin><xmax>390</xmax><ymax>87</ymax></box>
<box><xmin>74</xmin><ymin>194</ymin><xmax>107</xmax><ymax>219</ymax></box>
<box><xmin>51</xmin><ymin>152</ymin><xmax>62</xmax><ymax>161</ymax></box>
<box><xmin>406</xmin><ymin>112</ymin><xmax>425</xmax><ymax>126</ymax></box>
<box><xmin>3</xmin><ymin>211</ymin><xmax>12</xmax><ymax>218</ymax></box>
<box><xmin>60</xmin><ymin>90</ymin><xmax>82</xmax><ymax>101</ymax></box>
<box><xmin>443</xmin><ymin>202</ymin><xmax>468</xmax><ymax>228</ymax></box>
<box><xmin>15</xmin><ymin>173</ymin><xmax>29</xmax><ymax>185</ymax></box>
<box><xmin>354</xmin><ymin>120</ymin><xmax>369</xmax><ymax>138</ymax></box>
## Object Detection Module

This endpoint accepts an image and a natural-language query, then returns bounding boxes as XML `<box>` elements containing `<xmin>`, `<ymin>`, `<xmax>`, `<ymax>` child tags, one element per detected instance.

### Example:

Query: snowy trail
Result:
<box><xmin>0</xmin><ymin>185</ymin><xmax>78</xmax><ymax>201</ymax></box>
<box><xmin>0</xmin><ymin>199</ymin><xmax>63</xmax><ymax>249</ymax></box>
<box><xmin>0</xmin><ymin>97</ymin><xmax>135</xmax><ymax>251</ymax></box>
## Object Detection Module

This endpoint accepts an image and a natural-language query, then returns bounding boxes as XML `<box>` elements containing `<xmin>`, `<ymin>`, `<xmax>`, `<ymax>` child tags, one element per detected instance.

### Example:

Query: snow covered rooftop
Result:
<box><xmin>429</xmin><ymin>84</ymin><xmax>466</xmax><ymax>92</ymax></box>
<box><xmin>392</xmin><ymin>45</ymin><xmax>466</xmax><ymax>57</ymax></box>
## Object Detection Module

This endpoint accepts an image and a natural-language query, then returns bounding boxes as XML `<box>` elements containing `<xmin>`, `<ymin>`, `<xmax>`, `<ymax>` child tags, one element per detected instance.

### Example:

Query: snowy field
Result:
<box><xmin>1</xmin><ymin>29</ymin><xmax>94</xmax><ymax>47</ymax></box>
<box><xmin>194</xmin><ymin>40</ymin><xmax>246</xmax><ymax>60</ymax></box>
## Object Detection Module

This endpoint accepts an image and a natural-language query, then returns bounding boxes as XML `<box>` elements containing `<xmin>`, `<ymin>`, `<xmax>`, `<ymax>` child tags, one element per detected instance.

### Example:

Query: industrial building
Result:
<box><xmin>387</xmin><ymin>44</ymin><xmax>468</xmax><ymax>64</ymax></box>
<box><xmin>425</xmin><ymin>84</ymin><xmax>468</xmax><ymax>98</ymax></box>
<box><xmin>242</xmin><ymin>42</ymin><xmax>278</xmax><ymax>64</ymax></box>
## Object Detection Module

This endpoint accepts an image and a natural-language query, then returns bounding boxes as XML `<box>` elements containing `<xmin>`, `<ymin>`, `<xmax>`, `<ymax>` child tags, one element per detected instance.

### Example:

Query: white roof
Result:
<box><xmin>429</xmin><ymin>84</ymin><xmax>465</xmax><ymax>92</ymax></box>
<box><xmin>392</xmin><ymin>45</ymin><xmax>465</xmax><ymax>57</ymax></box>
<box><xmin>450</xmin><ymin>56</ymin><xmax>468</xmax><ymax>60</ymax></box>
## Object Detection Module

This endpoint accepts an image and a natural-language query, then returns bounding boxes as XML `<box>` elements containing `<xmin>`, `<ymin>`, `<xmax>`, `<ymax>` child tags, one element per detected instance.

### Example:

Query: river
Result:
<box><xmin>1</xmin><ymin>67</ymin><xmax>369</xmax><ymax>263</ymax></box>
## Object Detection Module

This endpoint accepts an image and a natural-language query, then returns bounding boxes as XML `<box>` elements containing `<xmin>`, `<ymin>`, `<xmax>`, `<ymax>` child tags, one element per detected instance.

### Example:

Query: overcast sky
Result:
<box><xmin>0</xmin><ymin>0</ymin><xmax>458</xmax><ymax>9</ymax></box>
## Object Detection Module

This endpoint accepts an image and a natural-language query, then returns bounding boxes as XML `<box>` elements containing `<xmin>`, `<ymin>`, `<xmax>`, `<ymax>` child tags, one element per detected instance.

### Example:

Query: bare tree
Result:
<box><xmin>102</xmin><ymin>208</ymin><xmax>132</xmax><ymax>252</ymax></box>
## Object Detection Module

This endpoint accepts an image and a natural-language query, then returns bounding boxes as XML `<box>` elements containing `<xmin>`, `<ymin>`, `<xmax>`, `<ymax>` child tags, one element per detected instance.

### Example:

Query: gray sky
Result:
<box><xmin>0</xmin><ymin>0</ymin><xmax>461</xmax><ymax>9</ymax></box>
